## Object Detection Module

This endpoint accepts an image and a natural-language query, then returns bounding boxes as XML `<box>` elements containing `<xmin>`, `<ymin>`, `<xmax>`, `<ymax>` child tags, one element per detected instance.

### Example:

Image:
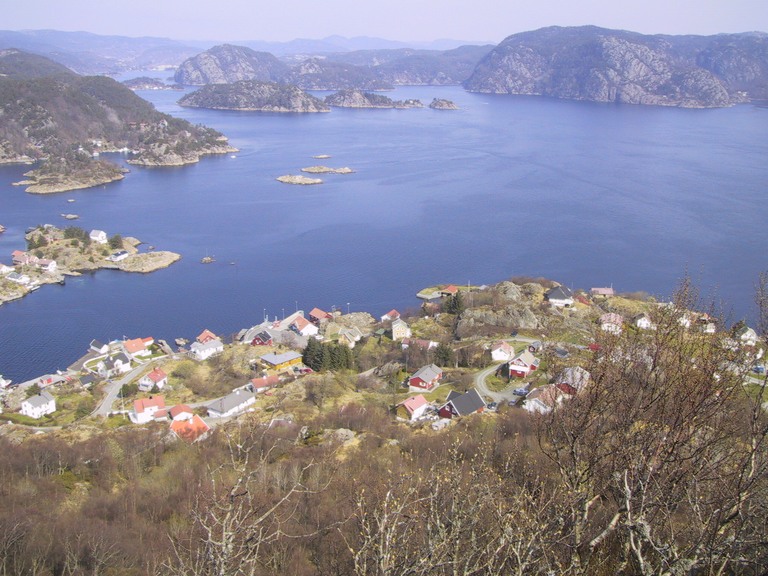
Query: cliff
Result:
<box><xmin>178</xmin><ymin>80</ymin><xmax>329</xmax><ymax>112</ymax></box>
<box><xmin>464</xmin><ymin>27</ymin><xmax>768</xmax><ymax>107</ymax></box>
<box><xmin>325</xmin><ymin>90</ymin><xmax>423</xmax><ymax>108</ymax></box>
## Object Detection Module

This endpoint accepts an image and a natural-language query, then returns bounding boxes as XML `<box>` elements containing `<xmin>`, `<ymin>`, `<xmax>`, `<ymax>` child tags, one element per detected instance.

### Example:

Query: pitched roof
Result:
<box><xmin>169</xmin><ymin>404</ymin><xmax>193</xmax><ymax>419</ymax></box>
<box><xmin>590</xmin><ymin>287</ymin><xmax>615</xmax><ymax>296</ymax></box>
<box><xmin>381</xmin><ymin>309</ymin><xmax>400</xmax><ymax>320</ymax></box>
<box><xmin>207</xmin><ymin>389</ymin><xmax>254</xmax><ymax>414</ymax></box>
<box><xmin>526</xmin><ymin>385</ymin><xmax>563</xmax><ymax>408</ymax></box>
<box><xmin>411</xmin><ymin>363</ymin><xmax>442</xmax><ymax>383</ymax></box>
<box><xmin>492</xmin><ymin>340</ymin><xmax>512</xmax><ymax>353</ymax></box>
<box><xmin>309</xmin><ymin>307</ymin><xmax>331</xmax><ymax>320</ymax></box>
<box><xmin>441</xmin><ymin>284</ymin><xmax>459</xmax><ymax>295</ymax></box>
<box><xmin>292</xmin><ymin>315</ymin><xmax>313</xmax><ymax>332</ymax></box>
<box><xmin>444</xmin><ymin>389</ymin><xmax>485</xmax><ymax>416</ymax></box>
<box><xmin>399</xmin><ymin>395</ymin><xmax>428</xmax><ymax>415</ymax></box>
<box><xmin>25</xmin><ymin>391</ymin><xmax>55</xmax><ymax>409</ymax></box>
<box><xmin>546</xmin><ymin>285</ymin><xmax>573</xmax><ymax>301</ymax></box>
<box><xmin>145</xmin><ymin>368</ymin><xmax>167</xmax><ymax>383</ymax></box>
<box><xmin>123</xmin><ymin>338</ymin><xmax>146</xmax><ymax>354</ymax></box>
<box><xmin>190</xmin><ymin>338</ymin><xmax>224</xmax><ymax>353</ymax></box>
<box><xmin>133</xmin><ymin>396</ymin><xmax>165</xmax><ymax>414</ymax></box>
<box><xmin>251</xmin><ymin>375</ymin><xmax>280</xmax><ymax>388</ymax></box>
<box><xmin>197</xmin><ymin>329</ymin><xmax>217</xmax><ymax>343</ymax></box>
<box><xmin>261</xmin><ymin>351</ymin><xmax>302</xmax><ymax>366</ymax></box>
<box><xmin>557</xmin><ymin>366</ymin><xmax>590</xmax><ymax>391</ymax></box>
<box><xmin>170</xmin><ymin>415</ymin><xmax>211</xmax><ymax>443</ymax></box>
<box><xmin>511</xmin><ymin>350</ymin><xmax>537</xmax><ymax>367</ymax></box>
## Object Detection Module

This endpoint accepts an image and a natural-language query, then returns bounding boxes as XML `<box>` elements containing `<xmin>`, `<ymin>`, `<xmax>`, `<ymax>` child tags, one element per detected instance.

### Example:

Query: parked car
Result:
<box><xmin>486</xmin><ymin>401</ymin><xmax>498</xmax><ymax>411</ymax></box>
<box><xmin>752</xmin><ymin>364</ymin><xmax>765</xmax><ymax>374</ymax></box>
<box><xmin>528</xmin><ymin>340</ymin><xmax>543</xmax><ymax>353</ymax></box>
<box><xmin>513</xmin><ymin>387</ymin><xmax>529</xmax><ymax>396</ymax></box>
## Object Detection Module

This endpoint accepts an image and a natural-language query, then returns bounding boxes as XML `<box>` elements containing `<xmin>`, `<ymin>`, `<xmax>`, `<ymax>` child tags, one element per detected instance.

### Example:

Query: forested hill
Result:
<box><xmin>464</xmin><ymin>26</ymin><xmax>768</xmax><ymax>107</ymax></box>
<box><xmin>0</xmin><ymin>49</ymin><xmax>234</xmax><ymax>191</ymax></box>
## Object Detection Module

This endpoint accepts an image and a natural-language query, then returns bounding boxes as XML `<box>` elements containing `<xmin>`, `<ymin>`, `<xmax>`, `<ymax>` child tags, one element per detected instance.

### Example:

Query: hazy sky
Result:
<box><xmin>5</xmin><ymin>0</ymin><xmax>768</xmax><ymax>43</ymax></box>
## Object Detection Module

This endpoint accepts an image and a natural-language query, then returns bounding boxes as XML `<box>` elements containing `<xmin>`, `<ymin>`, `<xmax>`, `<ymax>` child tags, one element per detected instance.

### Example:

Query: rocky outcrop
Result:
<box><xmin>178</xmin><ymin>80</ymin><xmax>329</xmax><ymax>112</ymax></box>
<box><xmin>429</xmin><ymin>98</ymin><xmax>459</xmax><ymax>109</ymax></box>
<box><xmin>465</xmin><ymin>26</ymin><xmax>768</xmax><ymax>107</ymax></box>
<box><xmin>300</xmin><ymin>166</ymin><xmax>354</xmax><ymax>174</ymax></box>
<box><xmin>276</xmin><ymin>175</ymin><xmax>323</xmax><ymax>185</ymax></box>
<box><xmin>174</xmin><ymin>44</ymin><xmax>289</xmax><ymax>85</ymax></box>
<box><xmin>325</xmin><ymin>90</ymin><xmax>423</xmax><ymax>108</ymax></box>
<box><xmin>456</xmin><ymin>304</ymin><xmax>541</xmax><ymax>334</ymax></box>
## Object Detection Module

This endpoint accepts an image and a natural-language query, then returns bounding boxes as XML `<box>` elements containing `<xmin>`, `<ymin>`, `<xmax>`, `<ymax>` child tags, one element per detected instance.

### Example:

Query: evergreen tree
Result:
<box><xmin>302</xmin><ymin>337</ymin><xmax>322</xmax><ymax>371</ymax></box>
<box><xmin>433</xmin><ymin>343</ymin><xmax>455</xmax><ymax>367</ymax></box>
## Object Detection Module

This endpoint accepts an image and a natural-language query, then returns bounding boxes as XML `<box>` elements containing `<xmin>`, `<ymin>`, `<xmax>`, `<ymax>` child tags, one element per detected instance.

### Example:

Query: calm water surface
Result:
<box><xmin>1</xmin><ymin>84</ymin><xmax>766</xmax><ymax>382</ymax></box>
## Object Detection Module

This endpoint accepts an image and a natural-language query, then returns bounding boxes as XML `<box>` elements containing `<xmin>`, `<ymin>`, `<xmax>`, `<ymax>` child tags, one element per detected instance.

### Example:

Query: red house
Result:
<box><xmin>506</xmin><ymin>350</ymin><xmax>540</xmax><ymax>378</ymax></box>
<box><xmin>409</xmin><ymin>364</ymin><xmax>443</xmax><ymax>391</ymax></box>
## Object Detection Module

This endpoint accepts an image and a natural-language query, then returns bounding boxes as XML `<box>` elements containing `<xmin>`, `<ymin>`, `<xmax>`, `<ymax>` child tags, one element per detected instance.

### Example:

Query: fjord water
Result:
<box><xmin>1</xmin><ymin>85</ymin><xmax>767</xmax><ymax>382</ymax></box>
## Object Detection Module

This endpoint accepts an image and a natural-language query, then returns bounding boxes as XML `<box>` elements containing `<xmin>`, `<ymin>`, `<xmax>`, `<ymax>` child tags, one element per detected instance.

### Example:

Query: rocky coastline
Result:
<box><xmin>276</xmin><ymin>175</ymin><xmax>323</xmax><ymax>185</ymax></box>
<box><xmin>0</xmin><ymin>228</ymin><xmax>181</xmax><ymax>306</ymax></box>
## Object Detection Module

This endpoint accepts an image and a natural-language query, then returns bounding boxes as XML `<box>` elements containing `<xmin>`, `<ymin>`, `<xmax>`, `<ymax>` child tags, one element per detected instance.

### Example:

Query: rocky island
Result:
<box><xmin>300</xmin><ymin>166</ymin><xmax>354</xmax><ymax>174</ymax></box>
<box><xmin>429</xmin><ymin>98</ymin><xmax>459</xmax><ymax>109</ymax></box>
<box><xmin>178</xmin><ymin>80</ymin><xmax>329</xmax><ymax>112</ymax></box>
<box><xmin>0</xmin><ymin>49</ymin><xmax>237</xmax><ymax>192</ymax></box>
<box><xmin>325</xmin><ymin>89</ymin><xmax>423</xmax><ymax>108</ymax></box>
<box><xmin>0</xmin><ymin>225</ymin><xmax>180</xmax><ymax>305</ymax></box>
<box><xmin>276</xmin><ymin>175</ymin><xmax>323</xmax><ymax>185</ymax></box>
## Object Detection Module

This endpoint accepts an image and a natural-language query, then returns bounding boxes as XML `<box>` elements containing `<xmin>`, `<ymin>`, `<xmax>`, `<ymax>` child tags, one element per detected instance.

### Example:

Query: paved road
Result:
<box><xmin>93</xmin><ymin>361</ymin><xmax>158</xmax><ymax>417</ymax></box>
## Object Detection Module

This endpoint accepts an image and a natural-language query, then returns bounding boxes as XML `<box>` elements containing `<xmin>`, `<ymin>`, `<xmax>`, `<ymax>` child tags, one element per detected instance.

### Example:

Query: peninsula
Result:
<box><xmin>0</xmin><ymin>225</ymin><xmax>180</xmax><ymax>305</ymax></box>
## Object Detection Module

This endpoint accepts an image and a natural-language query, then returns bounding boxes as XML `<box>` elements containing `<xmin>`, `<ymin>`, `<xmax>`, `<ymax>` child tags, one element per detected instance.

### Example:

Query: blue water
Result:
<box><xmin>1</xmin><ymin>85</ymin><xmax>767</xmax><ymax>382</ymax></box>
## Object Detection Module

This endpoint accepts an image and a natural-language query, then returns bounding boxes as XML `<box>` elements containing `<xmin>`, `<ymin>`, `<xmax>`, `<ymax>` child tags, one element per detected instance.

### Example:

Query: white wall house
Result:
<box><xmin>90</xmin><ymin>230</ymin><xmax>108</xmax><ymax>244</ymax></box>
<box><xmin>190</xmin><ymin>338</ymin><xmax>224</xmax><ymax>361</ymax></box>
<box><xmin>20</xmin><ymin>391</ymin><xmax>56</xmax><ymax>419</ymax></box>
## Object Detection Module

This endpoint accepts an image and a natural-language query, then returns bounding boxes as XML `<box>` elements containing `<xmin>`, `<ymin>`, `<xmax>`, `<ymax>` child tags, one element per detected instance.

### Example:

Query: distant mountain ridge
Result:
<box><xmin>174</xmin><ymin>43</ymin><xmax>493</xmax><ymax>88</ymax></box>
<box><xmin>465</xmin><ymin>26</ymin><xmax>768</xmax><ymax>107</ymax></box>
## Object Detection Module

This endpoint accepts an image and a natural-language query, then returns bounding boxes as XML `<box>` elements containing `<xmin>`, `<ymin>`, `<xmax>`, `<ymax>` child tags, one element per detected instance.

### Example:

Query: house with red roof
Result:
<box><xmin>380</xmin><ymin>309</ymin><xmax>401</xmax><ymax>322</ymax></box>
<box><xmin>123</xmin><ymin>337</ymin><xmax>153</xmax><ymax>359</ymax></box>
<box><xmin>139</xmin><ymin>367</ymin><xmax>168</xmax><ymax>392</ymax></box>
<box><xmin>396</xmin><ymin>395</ymin><xmax>430</xmax><ymax>421</ymax></box>
<box><xmin>169</xmin><ymin>404</ymin><xmax>194</xmax><ymax>421</ymax></box>
<box><xmin>196</xmin><ymin>329</ymin><xmax>217</xmax><ymax>344</ymax></box>
<box><xmin>170</xmin><ymin>415</ymin><xmax>211</xmax><ymax>443</ymax></box>
<box><xmin>309</xmin><ymin>307</ymin><xmax>332</xmax><ymax>324</ymax></box>
<box><xmin>291</xmin><ymin>315</ymin><xmax>319</xmax><ymax>337</ymax></box>
<box><xmin>250</xmin><ymin>375</ymin><xmax>280</xmax><ymax>393</ymax></box>
<box><xmin>130</xmin><ymin>396</ymin><xmax>166</xmax><ymax>424</ymax></box>
<box><xmin>440</xmin><ymin>285</ymin><xmax>459</xmax><ymax>297</ymax></box>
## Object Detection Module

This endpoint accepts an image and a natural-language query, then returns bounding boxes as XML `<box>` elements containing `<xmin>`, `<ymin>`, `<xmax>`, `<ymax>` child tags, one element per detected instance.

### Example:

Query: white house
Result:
<box><xmin>207</xmin><ymin>389</ymin><xmax>256</xmax><ymax>418</ymax></box>
<box><xmin>89</xmin><ymin>229</ymin><xmax>108</xmax><ymax>244</ymax></box>
<box><xmin>97</xmin><ymin>353</ymin><xmax>132</xmax><ymax>378</ymax></box>
<box><xmin>735</xmin><ymin>326</ymin><xmax>758</xmax><ymax>347</ymax></box>
<box><xmin>545</xmin><ymin>285</ymin><xmax>574</xmax><ymax>307</ymax></box>
<box><xmin>391</xmin><ymin>318</ymin><xmax>412</xmax><ymax>341</ymax></box>
<box><xmin>130</xmin><ymin>396</ymin><xmax>166</xmax><ymax>424</ymax></box>
<box><xmin>490</xmin><ymin>341</ymin><xmax>514</xmax><ymax>362</ymax></box>
<box><xmin>291</xmin><ymin>316</ymin><xmax>319</xmax><ymax>337</ymax></box>
<box><xmin>37</xmin><ymin>259</ymin><xmax>57</xmax><ymax>273</ymax></box>
<box><xmin>6</xmin><ymin>272</ymin><xmax>31</xmax><ymax>285</ymax></box>
<box><xmin>190</xmin><ymin>338</ymin><xmax>224</xmax><ymax>361</ymax></box>
<box><xmin>380</xmin><ymin>309</ymin><xmax>401</xmax><ymax>322</ymax></box>
<box><xmin>20</xmin><ymin>391</ymin><xmax>56</xmax><ymax>419</ymax></box>
<box><xmin>90</xmin><ymin>339</ymin><xmax>109</xmax><ymax>354</ymax></box>
<box><xmin>123</xmin><ymin>337</ymin><xmax>153</xmax><ymax>359</ymax></box>
<box><xmin>523</xmin><ymin>385</ymin><xmax>566</xmax><ymax>415</ymax></box>
<box><xmin>139</xmin><ymin>367</ymin><xmax>168</xmax><ymax>392</ymax></box>
<box><xmin>0</xmin><ymin>263</ymin><xmax>13</xmax><ymax>275</ymax></box>
<box><xmin>633</xmin><ymin>313</ymin><xmax>654</xmax><ymax>330</ymax></box>
<box><xmin>396</xmin><ymin>395</ymin><xmax>430</xmax><ymax>421</ymax></box>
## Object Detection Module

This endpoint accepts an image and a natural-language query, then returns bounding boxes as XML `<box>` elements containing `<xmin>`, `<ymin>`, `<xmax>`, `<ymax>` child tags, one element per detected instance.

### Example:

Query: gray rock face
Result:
<box><xmin>178</xmin><ymin>81</ymin><xmax>329</xmax><ymax>112</ymax></box>
<box><xmin>174</xmin><ymin>44</ymin><xmax>289</xmax><ymax>85</ymax></box>
<box><xmin>465</xmin><ymin>26</ymin><xmax>768</xmax><ymax>107</ymax></box>
<box><xmin>282</xmin><ymin>58</ymin><xmax>391</xmax><ymax>91</ymax></box>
